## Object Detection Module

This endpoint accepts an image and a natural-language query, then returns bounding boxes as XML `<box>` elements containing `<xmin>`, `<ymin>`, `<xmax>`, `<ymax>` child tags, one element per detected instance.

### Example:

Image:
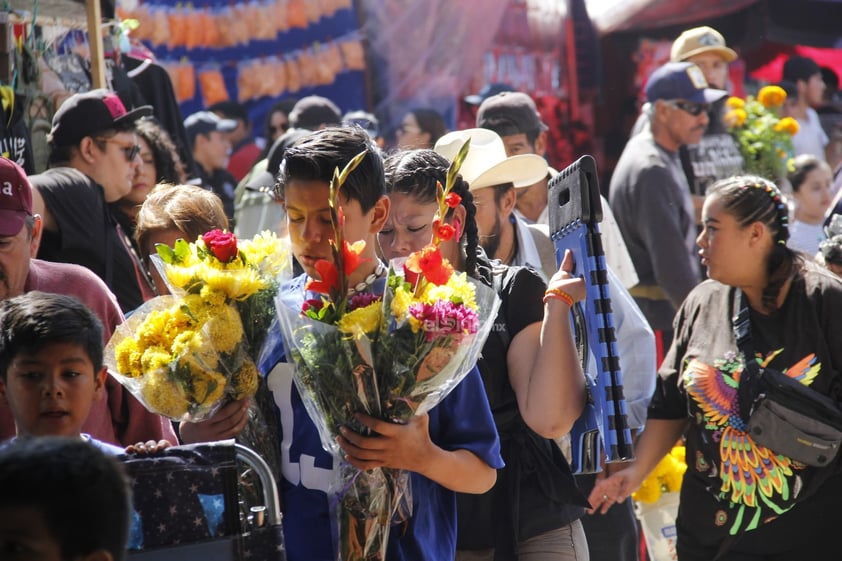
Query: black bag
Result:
<box><xmin>733</xmin><ymin>290</ymin><xmax>842</xmax><ymax>467</ymax></box>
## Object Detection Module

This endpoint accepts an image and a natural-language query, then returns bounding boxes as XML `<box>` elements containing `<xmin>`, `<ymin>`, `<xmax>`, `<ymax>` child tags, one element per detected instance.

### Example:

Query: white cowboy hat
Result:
<box><xmin>433</xmin><ymin>128</ymin><xmax>548</xmax><ymax>191</ymax></box>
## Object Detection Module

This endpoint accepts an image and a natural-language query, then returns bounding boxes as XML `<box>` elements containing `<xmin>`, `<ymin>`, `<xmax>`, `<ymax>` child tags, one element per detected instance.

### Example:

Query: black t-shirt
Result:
<box><xmin>649</xmin><ymin>267</ymin><xmax>842</xmax><ymax>549</ymax></box>
<box><xmin>457</xmin><ymin>257</ymin><xmax>587</xmax><ymax>555</ymax></box>
<box><xmin>31</xmin><ymin>167</ymin><xmax>144</xmax><ymax>313</ymax></box>
<box><xmin>198</xmin><ymin>166</ymin><xmax>237</xmax><ymax>225</ymax></box>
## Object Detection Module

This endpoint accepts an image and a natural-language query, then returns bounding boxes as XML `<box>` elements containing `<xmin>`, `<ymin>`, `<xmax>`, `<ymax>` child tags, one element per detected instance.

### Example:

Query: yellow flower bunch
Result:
<box><xmin>108</xmin><ymin>296</ymin><xmax>257</xmax><ymax>420</ymax></box>
<box><xmin>337</xmin><ymin>301</ymin><xmax>382</xmax><ymax>336</ymax></box>
<box><xmin>724</xmin><ymin>85</ymin><xmax>798</xmax><ymax>181</ymax></box>
<box><xmin>633</xmin><ymin>446</ymin><xmax>687</xmax><ymax>504</ymax></box>
<box><xmin>418</xmin><ymin>272</ymin><xmax>477</xmax><ymax>309</ymax></box>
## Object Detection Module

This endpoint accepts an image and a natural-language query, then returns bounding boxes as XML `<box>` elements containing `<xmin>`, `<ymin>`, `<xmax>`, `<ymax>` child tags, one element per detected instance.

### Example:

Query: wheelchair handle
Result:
<box><xmin>235</xmin><ymin>443</ymin><xmax>282</xmax><ymax>526</ymax></box>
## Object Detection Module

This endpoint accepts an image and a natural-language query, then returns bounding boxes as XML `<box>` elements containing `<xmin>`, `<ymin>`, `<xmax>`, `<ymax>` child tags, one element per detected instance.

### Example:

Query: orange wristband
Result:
<box><xmin>543</xmin><ymin>287</ymin><xmax>574</xmax><ymax>307</ymax></box>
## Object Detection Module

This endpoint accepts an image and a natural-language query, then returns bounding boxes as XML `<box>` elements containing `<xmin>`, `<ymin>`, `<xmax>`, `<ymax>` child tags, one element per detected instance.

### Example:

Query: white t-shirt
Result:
<box><xmin>788</xmin><ymin>219</ymin><xmax>825</xmax><ymax>257</ymax></box>
<box><xmin>792</xmin><ymin>108</ymin><xmax>829</xmax><ymax>162</ymax></box>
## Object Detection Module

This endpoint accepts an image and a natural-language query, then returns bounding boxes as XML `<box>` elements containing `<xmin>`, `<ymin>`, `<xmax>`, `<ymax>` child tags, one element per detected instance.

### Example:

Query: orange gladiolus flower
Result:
<box><xmin>405</xmin><ymin>245</ymin><xmax>454</xmax><ymax>286</ymax></box>
<box><xmin>433</xmin><ymin>219</ymin><xmax>456</xmax><ymax>242</ymax></box>
<box><xmin>444</xmin><ymin>192</ymin><xmax>462</xmax><ymax>208</ymax></box>
<box><xmin>342</xmin><ymin>240</ymin><xmax>368</xmax><ymax>276</ymax></box>
<box><xmin>306</xmin><ymin>260</ymin><xmax>339</xmax><ymax>294</ymax></box>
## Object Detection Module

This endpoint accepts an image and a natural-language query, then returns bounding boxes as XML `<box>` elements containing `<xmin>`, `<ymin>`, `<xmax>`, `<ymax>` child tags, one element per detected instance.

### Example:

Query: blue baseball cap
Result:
<box><xmin>645</xmin><ymin>62</ymin><xmax>727</xmax><ymax>104</ymax></box>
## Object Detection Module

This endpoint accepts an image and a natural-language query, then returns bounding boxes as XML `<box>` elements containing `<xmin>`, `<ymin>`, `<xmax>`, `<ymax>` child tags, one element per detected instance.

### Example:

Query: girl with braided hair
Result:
<box><xmin>593</xmin><ymin>175</ymin><xmax>842</xmax><ymax>560</ymax></box>
<box><xmin>381</xmin><ymin>149</ymin><xmax>591</xmax><ymax>561</ymax></box>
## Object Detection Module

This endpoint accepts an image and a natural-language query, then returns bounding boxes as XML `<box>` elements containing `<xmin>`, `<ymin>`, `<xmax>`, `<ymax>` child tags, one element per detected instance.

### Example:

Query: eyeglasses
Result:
<box><xmin>667</xmin><ymin>100</ymin><xmax>710</xmax><ymax>117</ymax></box>
<box><xmin>95</xmin><ymin>138</ymin><xmax>141</xmax><ymax>162</ymax></box>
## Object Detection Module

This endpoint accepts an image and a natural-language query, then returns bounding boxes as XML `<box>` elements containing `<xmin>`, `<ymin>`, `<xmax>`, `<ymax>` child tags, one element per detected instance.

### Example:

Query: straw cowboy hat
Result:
<box><xmin>434</xmin><ymin>128</ymin><xmax>548</xmax><ymax>191</ymax></box>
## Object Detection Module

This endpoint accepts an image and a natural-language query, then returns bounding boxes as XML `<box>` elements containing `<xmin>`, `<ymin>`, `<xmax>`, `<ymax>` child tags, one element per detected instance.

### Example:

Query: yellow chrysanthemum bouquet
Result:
<box><xmin>724</xmin><ymin>85</ymin><xmax>799</xmax><ymax>182</ymax></box>
<box><xmin>105</xmin><ymin>229</ymin><xmax>291</xmax><ymax>420</ymax></box>
<box><xmin>633</xmin><ymin>445</ymin><xmax>687</xmax><ymax>504</ymax></box>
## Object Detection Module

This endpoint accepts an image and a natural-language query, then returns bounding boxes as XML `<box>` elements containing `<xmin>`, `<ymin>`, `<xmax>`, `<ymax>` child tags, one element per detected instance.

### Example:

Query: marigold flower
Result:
<box><xmin>774</xmin><ymin>116</ymin><xmax>799</xmax><ymax>136</ymax></box>
<box><xmin>205</xmin><ymin>305</ymin><xmax>244</xmax><ymax>353</ymax></box>
<box><xmin>191</xmin><ymin>370</ymin><xmax>228</xmax><ymax>406</ymax></box>
<box><xmin>725</xmin><ymin>96</ymin><xmax>745</xmax><ymax>109</ymax></box>
<box><xmin>724</xmin><ymin>108</ymin><xmax>747</xmax><ymax>128</ymax></box>
<box><xmin>757</xmin><ymin>85</ymin><xmax>787</xmax><ymax>108</ymax></box>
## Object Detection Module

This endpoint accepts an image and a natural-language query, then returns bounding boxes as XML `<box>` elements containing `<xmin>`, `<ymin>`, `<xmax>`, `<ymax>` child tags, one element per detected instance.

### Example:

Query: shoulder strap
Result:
<box><xmin>732</xmin><ymin>288</ymin><xmax>762</xmax><ymax>423</ymax></box>
<box><xmin>491</xmin><ymin>263</ymin><xmax>511</xmax><ymax>348</ymax></box>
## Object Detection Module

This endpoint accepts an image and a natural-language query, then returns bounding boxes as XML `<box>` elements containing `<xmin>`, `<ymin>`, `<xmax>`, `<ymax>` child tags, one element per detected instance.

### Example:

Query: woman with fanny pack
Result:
<box><xmin>591</xmin><ymin>175</ymin><xmax>842</xmax><ymax>560</ymax></box>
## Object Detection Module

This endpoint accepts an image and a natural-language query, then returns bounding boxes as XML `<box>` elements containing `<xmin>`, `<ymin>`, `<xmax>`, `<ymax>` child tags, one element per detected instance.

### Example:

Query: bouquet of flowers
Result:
<box><xmin>633</xmin><ymin>446</ymin><xmax>687</xmax><ymax>561</ymax></box>
<box><xmin>633</xmin><ymin>445</ymin><xmax>687</xmax><ymax>504</ymax></box>
<box><xmin>105</xmin><ymin>229</ymin><xmax>291</xmax><ymax>422</ymax></box>
<box><xmin>724</xmin><ymin>85</ymin><xmax>800</xmax><ymax>182</ymax></box>
<box><xmin>275</xmin><ymin>143</ymin><xmax>499</xmax><ymax>561</ymax></box>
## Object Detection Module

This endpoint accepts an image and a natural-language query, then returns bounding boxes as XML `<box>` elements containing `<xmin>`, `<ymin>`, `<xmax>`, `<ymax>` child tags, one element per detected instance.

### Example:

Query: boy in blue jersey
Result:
<box><xmin>264</xmin><ymin>126</ymin><xmax>503</xmax><ymax>561</ymax></box>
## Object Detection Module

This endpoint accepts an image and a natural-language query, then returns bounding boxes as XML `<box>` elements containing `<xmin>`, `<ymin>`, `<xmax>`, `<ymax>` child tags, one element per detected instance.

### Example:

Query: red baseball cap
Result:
<box><xmin>0</xmin><ymin>157</ymin><xmax>32</xmax><ymax>237</ymax></box>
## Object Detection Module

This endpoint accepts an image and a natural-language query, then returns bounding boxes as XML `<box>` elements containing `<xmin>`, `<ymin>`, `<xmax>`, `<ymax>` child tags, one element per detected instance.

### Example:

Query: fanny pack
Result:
<box><xmin>733</xmin><ymin>290</ymin><xmax>842</xmax><ymax>467</ymax></box>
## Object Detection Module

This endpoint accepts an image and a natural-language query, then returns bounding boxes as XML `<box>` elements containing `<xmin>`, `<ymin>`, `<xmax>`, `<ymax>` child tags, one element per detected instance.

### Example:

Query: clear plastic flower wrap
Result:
<box><xmin>375</xmin><ymin>256</ymin><xmax>500</xmax><ymax>422</ymax></box>
<box><xmin>105</xmin><ymin>296</ymin><xmax>260</xmax><ymax>421</ymax></box>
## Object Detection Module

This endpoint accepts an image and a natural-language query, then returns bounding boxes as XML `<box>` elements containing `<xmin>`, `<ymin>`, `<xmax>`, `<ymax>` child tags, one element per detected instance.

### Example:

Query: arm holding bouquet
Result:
<box><xmin>508</xmin><ymin>249</ymin><xmax>587</xmax><ymax>439</ymax></box>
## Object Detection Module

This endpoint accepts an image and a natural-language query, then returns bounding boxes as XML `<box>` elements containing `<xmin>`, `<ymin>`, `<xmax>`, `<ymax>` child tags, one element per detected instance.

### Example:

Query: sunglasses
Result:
<box><xmin>667</xmin><ymin>100</ymin><xmax>710</xmax><ymax>117</ymax></box>
<box><xmin>96</xmin><ymin>138</ymin><xmax>142</xmax><ymax>162</ymax></box>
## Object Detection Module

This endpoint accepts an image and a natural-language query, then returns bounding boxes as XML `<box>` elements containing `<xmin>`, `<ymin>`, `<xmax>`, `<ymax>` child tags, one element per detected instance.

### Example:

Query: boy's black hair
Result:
<box><xmin>0</xmin><ymin>437</ymin><xmax>132</xmax><ymax>561</ymax></box>
<box><xmin>0</xmin><ymin>292</ymin><xmax>104</xmax><ymax>380</ymax></box>
<box><xmin>274</xmin><ymin>126</ymin><xmax>385</xmax><ymax>213</ymax></box>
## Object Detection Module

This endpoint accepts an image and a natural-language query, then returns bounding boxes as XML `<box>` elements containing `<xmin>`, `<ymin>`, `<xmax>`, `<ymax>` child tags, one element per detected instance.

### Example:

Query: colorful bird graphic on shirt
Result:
<box><xmin>683</xmin><ymin>351</ymin><xmax>821</xmax><ymax>532</ymax></box>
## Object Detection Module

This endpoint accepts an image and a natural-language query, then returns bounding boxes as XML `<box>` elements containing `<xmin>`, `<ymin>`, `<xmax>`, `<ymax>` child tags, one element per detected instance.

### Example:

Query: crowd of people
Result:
<box><xmin>2</xmin><ymin>21</ymin><xmax>842</xmax><ymax>561</ymax></box>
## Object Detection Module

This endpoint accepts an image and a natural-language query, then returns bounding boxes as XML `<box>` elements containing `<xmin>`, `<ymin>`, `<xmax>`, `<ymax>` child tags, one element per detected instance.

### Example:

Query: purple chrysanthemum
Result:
<box><xmin>408</xmin><ymin>301</ymin><xmax>478</xmax><ymax>341</ymax></box>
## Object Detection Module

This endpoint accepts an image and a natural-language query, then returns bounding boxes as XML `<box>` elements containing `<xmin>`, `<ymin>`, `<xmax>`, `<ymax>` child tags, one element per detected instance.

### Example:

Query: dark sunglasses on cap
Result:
<box><xmin>667</xmin><ymin>100</ymin><xmax>710</xmax><ymax>116</ymax></box>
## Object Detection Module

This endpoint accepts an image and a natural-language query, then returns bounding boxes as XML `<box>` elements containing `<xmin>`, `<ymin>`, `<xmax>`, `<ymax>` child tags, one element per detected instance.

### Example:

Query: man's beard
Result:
<box><xmin>479</xmin><ymin>213</ymin><xmax>502</xmax><ymax>260</ymax></box>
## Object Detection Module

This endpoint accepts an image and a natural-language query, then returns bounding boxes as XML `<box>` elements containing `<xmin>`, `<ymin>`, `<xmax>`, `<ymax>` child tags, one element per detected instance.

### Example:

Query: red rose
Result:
<box><xmin>202</xmin><ymin>229</ymin><xmax>239</xmax><ymax>262</ymax></box>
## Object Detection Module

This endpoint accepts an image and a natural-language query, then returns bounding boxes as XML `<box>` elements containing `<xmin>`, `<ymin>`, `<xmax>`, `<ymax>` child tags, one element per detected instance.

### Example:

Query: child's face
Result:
<box><xmin>0</xmin><ymin>505</ymin><xmax>63</xmax><ymax>561</ymax></box>
<box><xmin>0</xmin><ymin>342</ymin><xmax>106</xmax><ymax>439</ymax></box>
<box><xmin>283</xmin><ymin>178</ymin><xmax>388</xmax><ymax>282</ymax></box>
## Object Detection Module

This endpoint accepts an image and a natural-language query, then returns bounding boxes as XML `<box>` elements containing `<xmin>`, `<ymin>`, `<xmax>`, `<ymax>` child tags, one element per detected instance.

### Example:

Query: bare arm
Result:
<box><xmin>507</xmin><ymin>250</ymin><xmax>586</xmax><ymax>438</ymax></box>
<box><xmin>337</xmin><ymin>413</ymin><xmax>497</xmax><ymax>494</ymax></box>
<box><xmin>589</xmin><ymin>417</ymin><xmax>689</xmax><ymax>513</ymax></box>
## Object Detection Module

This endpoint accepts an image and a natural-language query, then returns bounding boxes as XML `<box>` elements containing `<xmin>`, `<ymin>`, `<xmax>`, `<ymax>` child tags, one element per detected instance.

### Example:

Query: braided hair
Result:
<box><xmin>383</xmin><ymin>149</ymin><xmax>480</xmax><ymax>278</ymax></box>
<box><xmin>707</xmin><ymin>175</ymin><xmax>803</xmax><ymax>311</ymax></box>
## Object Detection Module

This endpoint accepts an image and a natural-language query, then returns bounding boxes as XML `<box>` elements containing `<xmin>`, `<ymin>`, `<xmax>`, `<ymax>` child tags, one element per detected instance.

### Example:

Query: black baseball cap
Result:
<box><xmin>48</xmin><ymin>89</ymin><xmax>152</xmax><ymax>147</ymax></box>
<box><xmin>288</xmin><ymin>96</ymin><xmax>341</xmax><ymax>130</ymax></box>
<box><xmin>476</xmin><ymin>91</ymin><xmax>548</xmax><ymax>136</ymax></box>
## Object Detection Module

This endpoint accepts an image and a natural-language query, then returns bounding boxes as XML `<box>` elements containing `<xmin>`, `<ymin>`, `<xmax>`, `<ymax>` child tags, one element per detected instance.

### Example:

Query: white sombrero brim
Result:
<box><xmin>467</xmin><ymin>153</ymin><xmax>549</xmax><ymax>191</ymax></box>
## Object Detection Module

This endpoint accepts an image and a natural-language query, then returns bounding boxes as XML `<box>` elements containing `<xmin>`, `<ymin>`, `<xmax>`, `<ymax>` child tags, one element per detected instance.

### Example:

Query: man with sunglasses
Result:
<box><xmin>609</xmin><ymin>62</ymin><xmax>726</xmax><ymax>354</ymax></box>
<box><xmin>28</xmin><ymin>89</ymin><xmax>154</xmax><ymax>313</ymax></box>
